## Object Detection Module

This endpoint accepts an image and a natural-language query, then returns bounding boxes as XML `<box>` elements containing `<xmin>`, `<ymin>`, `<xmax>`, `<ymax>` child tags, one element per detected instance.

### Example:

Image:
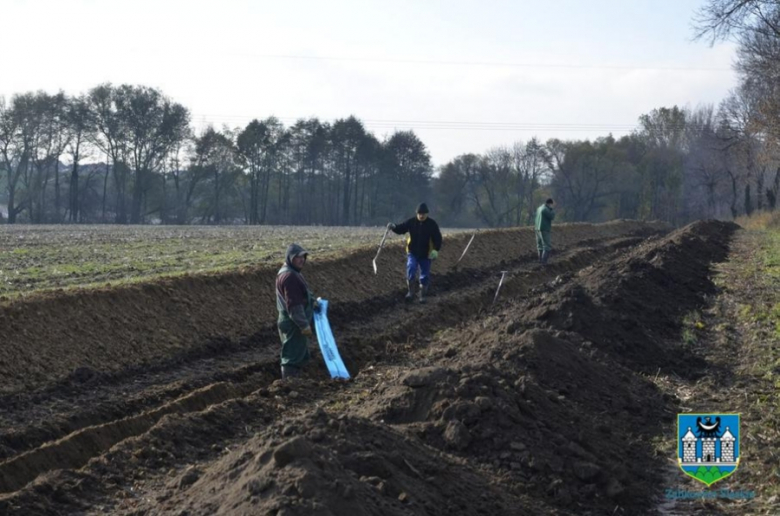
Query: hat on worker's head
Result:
<box><xmin>416</xmin><ymin>203</ymin><xmax>429</xmax><ymax>214</ymax></box>
<box><xmin>285</xmin><ymin>243</ymin><xmax>309</xmax><ymax>268</ymax></box>
<box><xmin>287</xmin><ymin>243</ymin><xmax>309</xmax><ymax>257</ymax></box>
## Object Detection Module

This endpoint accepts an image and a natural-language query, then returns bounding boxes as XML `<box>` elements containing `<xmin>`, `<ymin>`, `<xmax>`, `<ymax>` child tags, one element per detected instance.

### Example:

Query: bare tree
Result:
<box><xmin>514</xmin><ymin>138</ymin><xmax>548</xmax><ymax>224</ymax></box>
<box><xmin>114</xmin><ymin>85</ymin><xmax>190</xmax><ymax>224</ymax></box>
<box><xmin>88</xmin><ymin>84</ymin><xmax>129</xmax><ymax>223</ymax></box>
<box><xmin>65</xmin><ymin>95</ymin><xmax>93</xmax><ymax>222</ymax></box>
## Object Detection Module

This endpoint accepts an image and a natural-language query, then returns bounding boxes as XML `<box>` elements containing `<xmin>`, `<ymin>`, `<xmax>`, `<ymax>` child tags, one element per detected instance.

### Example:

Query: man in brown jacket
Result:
<box><xmin>275</xmin><ymin>243</ymin><xmax>318</xmax><ymax>379</ymax></box>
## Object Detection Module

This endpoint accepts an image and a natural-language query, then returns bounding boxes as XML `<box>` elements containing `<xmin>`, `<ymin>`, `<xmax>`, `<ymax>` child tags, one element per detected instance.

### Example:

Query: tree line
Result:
<box><xmin>4</xmin><ymin>3</ymin><xmax>780</xmax><ymax>232</ymax></box>
<box><xmin>0</xmin><ymin>84</ymin><xmax>432</xmax><ymax>226</ymax></box>
<box><xmin>438</xmin><ymin>102</ymin><xmax>780</xmax><ymax>227</ymax></box>
<box><xmin>436</xmin><ymin>0</ymin><xmax>780</xmax><ymax>227</ymax></box>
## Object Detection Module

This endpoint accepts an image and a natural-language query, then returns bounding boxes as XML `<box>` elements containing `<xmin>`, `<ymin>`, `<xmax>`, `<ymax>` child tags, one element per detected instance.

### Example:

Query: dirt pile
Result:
<box><xmin>362</xmin><ymin>328</ymin><xmax>668</xmax><ymax>514</ymax></box>
<box><xmin>0</xmin><ymin>388</ymin><xmax>280</xmax><ymax>516</ymax></box>
<box><xmin>527</xmin><ymin>220</ymin><xmax>740</xmax><ymax>375</ymax></box>
<box><xmin>160</xmin><ymin>405</ymin><xmax>557</xmax><ymax>516</ymax></box>
<box><xmin>344</xmin><ymin>220</ymin><xmax>738</xmax><ymax>514</ymax></box>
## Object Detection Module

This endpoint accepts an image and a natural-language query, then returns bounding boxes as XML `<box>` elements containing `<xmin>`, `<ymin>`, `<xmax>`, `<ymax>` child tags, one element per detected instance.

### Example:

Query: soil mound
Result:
<box><xmin>527</xmin><ymin>220</ymin><xmax>739</xmax><ymax>375</ymax></box>
<box><xmin>363</xmin><ymin>328</ymin><xmax>668</xmax><ymax>514</ymax></box>
<box><xmin>347</xmin><ymin>220</ymin><xmax>738</xmax><ymax>514</ymax></box>
<box><xmin>160</xmin><ymin>408</ymin><xmax>557</xmax><ymax>516</ymax></box>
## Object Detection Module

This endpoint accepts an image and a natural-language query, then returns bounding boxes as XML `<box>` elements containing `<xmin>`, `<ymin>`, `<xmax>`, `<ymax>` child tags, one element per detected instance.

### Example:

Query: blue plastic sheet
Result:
<box><xmin>313</xmin><ymin>299</ymin><xmax>350</xmax><ymax>379</ymax></box>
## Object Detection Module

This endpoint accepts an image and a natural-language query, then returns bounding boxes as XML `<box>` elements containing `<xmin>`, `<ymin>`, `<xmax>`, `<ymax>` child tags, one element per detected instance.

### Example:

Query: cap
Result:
<box><xmin>286</xmin><ymin>243</ymin><xmax>309</xmax><ymax>259</ymax></box>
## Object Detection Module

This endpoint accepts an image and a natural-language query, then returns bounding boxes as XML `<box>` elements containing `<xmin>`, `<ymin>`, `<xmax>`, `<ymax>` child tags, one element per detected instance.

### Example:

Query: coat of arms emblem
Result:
<box><xmin>678</xmin><ymin>413</ymin><xmax>740</xmax><ymax>486</ymax></box>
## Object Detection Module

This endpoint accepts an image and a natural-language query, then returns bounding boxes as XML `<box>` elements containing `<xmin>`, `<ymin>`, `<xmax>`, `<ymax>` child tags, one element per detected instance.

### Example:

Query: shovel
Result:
<box><xmin>372</xmin><ymin>226</ymin><xmax>391</xmax><ymax>275</ymax></box>
<box><xmin>453</xmin><ymin>232</ymin><xmax>476</xmax><ymax>268</ymax></box>
<box><xmin>493</xmin><ymin>271</ymin><xmax>508</xmax><ymax>304</ymax></box>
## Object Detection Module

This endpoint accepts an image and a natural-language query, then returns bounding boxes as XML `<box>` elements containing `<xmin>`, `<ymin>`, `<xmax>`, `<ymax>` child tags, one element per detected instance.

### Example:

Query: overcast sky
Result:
<box><xmin>1</xmin><ymin>0</ymin><xmax>737</xmax><ymax>165</ymax></box>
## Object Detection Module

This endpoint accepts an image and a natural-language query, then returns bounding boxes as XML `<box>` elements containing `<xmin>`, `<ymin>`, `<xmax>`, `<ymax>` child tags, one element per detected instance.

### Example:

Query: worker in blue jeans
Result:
<box><xmin>387</xmin><ymin>203</ymin><xmax>443</xmax><ymax>303</ymax></box>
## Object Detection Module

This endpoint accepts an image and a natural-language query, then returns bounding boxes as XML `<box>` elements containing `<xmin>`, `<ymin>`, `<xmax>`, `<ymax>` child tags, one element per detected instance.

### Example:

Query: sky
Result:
<box><xmin>1</xmin><ymin>0</ymin><xmax>737</xmax><ymax>165</ymax></box>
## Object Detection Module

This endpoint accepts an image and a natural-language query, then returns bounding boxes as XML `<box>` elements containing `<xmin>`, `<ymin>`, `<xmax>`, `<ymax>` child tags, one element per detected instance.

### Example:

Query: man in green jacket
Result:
<box><xmin>275</xmin><ymin>243</ymin><xmax>318</xmax><ymax>379</ymax></box>
<box><xmin>534</xmin><ymin>198</ymin><xmax>555</xmax><ymax>264</ymax></box>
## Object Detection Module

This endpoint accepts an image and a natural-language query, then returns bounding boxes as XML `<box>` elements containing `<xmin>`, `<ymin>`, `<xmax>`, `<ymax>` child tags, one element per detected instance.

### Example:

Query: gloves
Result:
<box><xmin>301</xmin><ymin>326</ymin><xmax>313</xmax><ymax>337</ymax></box>
<box><xmin>387</xmin><ymin>222</ymin><xmax>396</xmax><ymax>230</ymax></box>
<box><xmin>428</xmin><ymin>249</ymin><xmax>439</xmax><ymax>260</ymax></box>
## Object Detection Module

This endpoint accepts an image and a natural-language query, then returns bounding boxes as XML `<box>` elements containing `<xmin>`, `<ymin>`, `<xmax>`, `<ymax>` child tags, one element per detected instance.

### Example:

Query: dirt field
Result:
<box><xmin>0</xmin><ymin>225</ymin><xmax>445</xmax><ymax>298</ymax></box>
<box><xmin>0</xmin><ymin>219</ymin><xmax>776</xmax><ymax>515</ymax></box>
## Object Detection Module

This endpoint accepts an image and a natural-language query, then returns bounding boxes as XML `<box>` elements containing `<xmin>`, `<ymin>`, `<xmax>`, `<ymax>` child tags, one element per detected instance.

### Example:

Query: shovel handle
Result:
<box><xmin>455</xmin><ymin>233</ymin><xmax>476</xmax><ymax>266</ymax></box>
<box><xmin>373</xmin><ymin>227</ymin><xmax>391</xmax><ymax>274</ymax></box>
<box><xmin>378</xmin><ymin>227</ymin><xmax>390</xmax><ymax>250</ymax></box>
<box><xmin>493</xmin><ymin>271</ymin><xmax>508</xmax><ymax>304</ymax></box>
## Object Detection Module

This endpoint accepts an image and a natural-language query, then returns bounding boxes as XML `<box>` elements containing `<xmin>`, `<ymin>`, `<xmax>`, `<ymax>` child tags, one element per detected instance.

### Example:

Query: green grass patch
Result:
<box><xmin>724</xmin><ymin>226</ymin><xmax>780</xmax><ymax>504</ymax></box>
<box><xmin>758</xmin><ymin>229</ymin><xmax>780</xmax><ymax>277</ymax></box>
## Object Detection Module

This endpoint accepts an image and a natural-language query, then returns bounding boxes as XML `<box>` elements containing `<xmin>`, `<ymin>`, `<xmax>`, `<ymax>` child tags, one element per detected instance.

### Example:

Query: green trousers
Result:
<box><xmin>278</xmin><ymin>318</ymin><xmax>311</xmax><ymax>368</ymax></box>
<box><xmin>535</xmin><ymin>230</ymin><xmax>552</xmax><ymax>252</ymax></box>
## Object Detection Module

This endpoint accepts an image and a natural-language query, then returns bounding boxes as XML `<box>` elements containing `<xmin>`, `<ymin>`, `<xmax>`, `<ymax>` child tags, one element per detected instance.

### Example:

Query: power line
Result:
<box><xmin>197</xmin><ymin>114</ymin><xmax>639</xmax><ymax>127</ymax></box>
<box><xmin>196</xmin><ymin>51</ymin><xmax>735</xmax><ymax>73</ymax></box>
<box><xmin>192</xmin><ymin>113</ymin><xmax>641</xmax><ymax>132</ymax></box>
<box><xmin>123</xmin><ymin>47</ymin><xmax>733</xmax><ymax>72</ymax></box>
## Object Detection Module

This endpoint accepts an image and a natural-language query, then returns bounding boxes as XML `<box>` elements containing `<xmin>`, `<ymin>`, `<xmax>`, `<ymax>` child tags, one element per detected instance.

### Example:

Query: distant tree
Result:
<box><xmin>635</xmin><ymin>107</ymin><xmax>687</xmax><ymax>222</ymax></box>
<box><xmin>515</xmin><ymin>138</ymin><xmax>548</xmax><ymax>224</ymax></box>
<box><xmin>19</xmin><ymin>91</ymin><xmax>69</xmax><ymax>223</ymax></box>
<box><xmin>683</xmin><ymin>105</ymin><xmax>723</xmax><ymax>219</ymax></box>
<box><xmin>468</xmin><ymin>147</ymin><xmax>517</xmax><ymax>227</ymax></box>
<box><xmin>191</xmin><ymin>127</ymin><xmax>240</xmax><ymax>224</ymax></box>
<box><xmin>87</xmin><ymin>84</ymin><xmax>129</xmax><ymax>222</ymax></box>
<box><xmin>355</xmin><ymin>131</ymin><xmax>381</xmax><ymax>222</ymax></box>
<box><xmin>0</xmin><ymin>94</ymin><xmax>37</xmax><ymax>223</ymax></box>
<box><xmin>114</xmin><ymin>85</ymin><xmax>190</xmax><ymax>223</ymax></box>
<box><xmin>286</xmin><ymin>118</ymin><xmax>330</xmax><ymax>224</ymax></box>
<box><xmin>256</xmin><ymin>117</ymin><xmax>286</xmax><ymax>224</ymax></box>
<box><xmin>237</xmin><ymin>119</ymin><xmax>271</xmax><ymax>224</ymax></box>
<box><xmin>65</xmin><ymin>95</ymin><xmax>93</xmax><ymax>222</ymax></box>
<box><xmin>695</xmin><ymin>1</ymin><xmax>780</xmax><ymax>218</ymax></box>
<box><xmin>546</xmin><ymin>137</ymin><xmax>625</xmax><ymax>222</ymax></box>
<box><xmin>717</xmin><ymin>82</ymin><xmax>766</xmax><ymax>217</ymax></box>
<box><xmin>381</xmin><ymin>130</ymin><xmax>433</xmax><ymax>219</ymax></box>
<box><xmin>331</xmin><ymin>116</ymin><xmax>367</xmax><ymax>225</ymax></box>
<box><xmin>434</xmin><ymin>154</ymin><xmax>476</xmax><ymax>226</ymax></box>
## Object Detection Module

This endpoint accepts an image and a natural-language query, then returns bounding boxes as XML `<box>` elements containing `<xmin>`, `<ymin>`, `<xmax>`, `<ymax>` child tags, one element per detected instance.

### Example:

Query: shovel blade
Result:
<box><xmin>373</xmin><ymin>258</ymin><xmax>378</xmax><ymax>275</ymax></box>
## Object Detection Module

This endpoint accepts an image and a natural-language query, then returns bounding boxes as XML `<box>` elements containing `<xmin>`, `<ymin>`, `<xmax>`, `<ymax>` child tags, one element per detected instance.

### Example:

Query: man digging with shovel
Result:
<box><xmin>387</xmin><ymin>203</ymin><xmax>443</xmax><ymax>303</ymax></box>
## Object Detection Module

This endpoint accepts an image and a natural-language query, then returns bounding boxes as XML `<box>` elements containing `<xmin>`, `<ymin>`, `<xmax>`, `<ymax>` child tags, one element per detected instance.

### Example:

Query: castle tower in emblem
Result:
<box><xmin>702</xmin><ymin>437</ymin><xmax>716</xmax><ymax>462</ymax></box>
<box><xmin>682</xmin><ymin>428</ymin><xmax>697</xmax><ymax>462</ymax></box>
<box><xmin>721</xmin><ymin>427</ymin><xmax>735</xmax><ymax>462</ymax></box>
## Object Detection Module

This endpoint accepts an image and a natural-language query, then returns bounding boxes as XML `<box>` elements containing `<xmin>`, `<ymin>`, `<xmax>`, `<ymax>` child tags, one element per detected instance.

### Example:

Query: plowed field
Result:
<box><xmin>2</xmin><ymin>220</ymin><xmax>775</xmax><ymax>515</ymax></box>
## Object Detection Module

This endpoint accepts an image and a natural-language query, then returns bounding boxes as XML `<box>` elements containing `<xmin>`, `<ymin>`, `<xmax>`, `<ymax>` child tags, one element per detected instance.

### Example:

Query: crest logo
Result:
<box><xmin>677</xmin><ymin>413</ymin><xmax>740</xmax><ymax>486</ymax></box>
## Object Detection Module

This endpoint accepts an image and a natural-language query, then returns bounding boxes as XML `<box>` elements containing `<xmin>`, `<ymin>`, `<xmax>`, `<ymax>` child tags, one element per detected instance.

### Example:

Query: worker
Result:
<box><xmin>534</xmin><ymin>198</ymin><xmax>555</xmax><ymax>264</ymax></box>
<box><xmin>387</xmin><ymin>203</ymin><xmax>443</xmax><ymax>303</ymax></box>
<box><xmin>275</xmin><ymin>243</ymin><xmax>319</xmax><ymax>379</ymax></box>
